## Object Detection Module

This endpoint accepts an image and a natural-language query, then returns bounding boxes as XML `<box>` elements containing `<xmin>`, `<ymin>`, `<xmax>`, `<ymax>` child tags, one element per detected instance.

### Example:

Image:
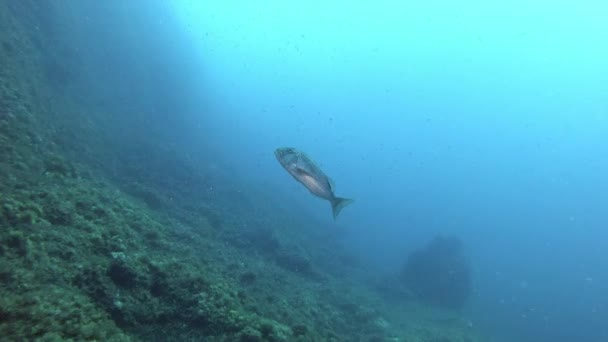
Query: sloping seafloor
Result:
<box><xmin>0</xmin><ymin>1</ymin><xmax>484</xmax><ymax>341</ymax></box>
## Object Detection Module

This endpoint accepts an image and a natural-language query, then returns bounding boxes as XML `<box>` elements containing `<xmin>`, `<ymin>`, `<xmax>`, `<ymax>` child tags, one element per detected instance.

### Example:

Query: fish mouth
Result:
<box><xmin>274</xmin><ymin>149</ymin><xmax>282</xmax><ymax>160</ymax></box>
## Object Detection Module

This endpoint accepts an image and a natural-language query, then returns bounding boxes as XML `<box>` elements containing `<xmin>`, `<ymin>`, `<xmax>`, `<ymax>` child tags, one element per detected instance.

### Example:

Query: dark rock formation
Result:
<box><xmin>401</xmin><ymin>236</ymin><xmax>471</xmax><ymax>309</ymax></box>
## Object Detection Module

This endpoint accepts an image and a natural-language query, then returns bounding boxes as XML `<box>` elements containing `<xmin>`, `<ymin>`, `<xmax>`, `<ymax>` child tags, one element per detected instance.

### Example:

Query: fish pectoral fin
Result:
<box><xmin>293</xmin><ymin>166</ymin><xmax>312</xmax><ymax>177</ymax></box>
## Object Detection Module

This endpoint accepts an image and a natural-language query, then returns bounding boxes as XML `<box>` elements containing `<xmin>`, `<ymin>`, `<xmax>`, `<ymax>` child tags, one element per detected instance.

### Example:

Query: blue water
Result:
<box><xmin>172</xmin><ymin>2</ymin><xmax>607</xmax><ymax>341</ymax></box>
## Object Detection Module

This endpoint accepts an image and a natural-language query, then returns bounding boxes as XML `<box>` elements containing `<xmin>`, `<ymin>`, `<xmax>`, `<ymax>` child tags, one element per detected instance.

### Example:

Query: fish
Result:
<box><xmin>274</xmin><ymin>147</ymin><xmax>354</xmax><ymax>219</ymax></box>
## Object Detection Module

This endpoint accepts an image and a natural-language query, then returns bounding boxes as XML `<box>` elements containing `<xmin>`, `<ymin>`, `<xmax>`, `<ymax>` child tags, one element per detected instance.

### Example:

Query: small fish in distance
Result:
<box><xmin>274</xmin><ymin>147</ymin><xmax>354</xmax><ymax>219</ymax></box>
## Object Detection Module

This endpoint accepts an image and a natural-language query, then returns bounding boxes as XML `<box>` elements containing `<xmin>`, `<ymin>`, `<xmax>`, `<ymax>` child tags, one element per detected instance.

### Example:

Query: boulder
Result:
<box><xmin>401</xmin><ymin>236</ymin><xmax>471</xmax><ymax>309</ymax></box>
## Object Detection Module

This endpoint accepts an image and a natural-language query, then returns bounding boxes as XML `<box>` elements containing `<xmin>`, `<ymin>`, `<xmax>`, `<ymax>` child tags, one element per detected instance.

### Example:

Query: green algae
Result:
<box><xmin>0</xmin><ymin>286</ymin><xmax>129</xmax><ymax>341</ymax></box>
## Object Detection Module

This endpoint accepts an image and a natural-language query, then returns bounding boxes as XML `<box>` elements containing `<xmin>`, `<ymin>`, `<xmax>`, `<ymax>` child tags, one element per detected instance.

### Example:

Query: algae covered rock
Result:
<box><xmin>1</xmin><ymin>196</ymin><xmax>43</xmax><ymax>225</ymax></box>
<box><xmin>0</xmin><ymin>285</ymin><xmax>129</xmax><ymax>341</ymax></box>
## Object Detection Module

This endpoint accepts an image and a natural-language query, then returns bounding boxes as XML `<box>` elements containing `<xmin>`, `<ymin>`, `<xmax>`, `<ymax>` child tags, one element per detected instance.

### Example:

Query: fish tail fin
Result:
<box><xmin>331</xmin><ymin>197</ymin><xmax>354</xmax><ymax>219</ymax></box>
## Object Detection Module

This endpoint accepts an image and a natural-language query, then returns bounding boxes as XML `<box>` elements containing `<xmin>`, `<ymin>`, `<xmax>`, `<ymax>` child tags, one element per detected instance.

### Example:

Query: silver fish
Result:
<box><xmin>274</xmin><ymin>147</ymin><xmax>354</xmax><ymax>219</ymax></box>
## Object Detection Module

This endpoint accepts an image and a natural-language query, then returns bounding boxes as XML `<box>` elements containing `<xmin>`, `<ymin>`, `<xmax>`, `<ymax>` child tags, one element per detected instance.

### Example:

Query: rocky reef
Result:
<box><xmin>402</xmin><ymin>236</ymin><xmax>472</xmax><ymax>310</ymax></box>
<box><xmin>0</xmin><ymin>1</ymin><xmax>482</xmax><ymax>341</ymax></box>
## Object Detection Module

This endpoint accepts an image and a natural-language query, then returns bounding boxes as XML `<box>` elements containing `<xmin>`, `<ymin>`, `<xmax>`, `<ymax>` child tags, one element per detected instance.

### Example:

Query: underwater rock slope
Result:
<box><xmin>0</xmin><ymin>1</ymin><xmax>482</xmax><ymax>341</ymax></box>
